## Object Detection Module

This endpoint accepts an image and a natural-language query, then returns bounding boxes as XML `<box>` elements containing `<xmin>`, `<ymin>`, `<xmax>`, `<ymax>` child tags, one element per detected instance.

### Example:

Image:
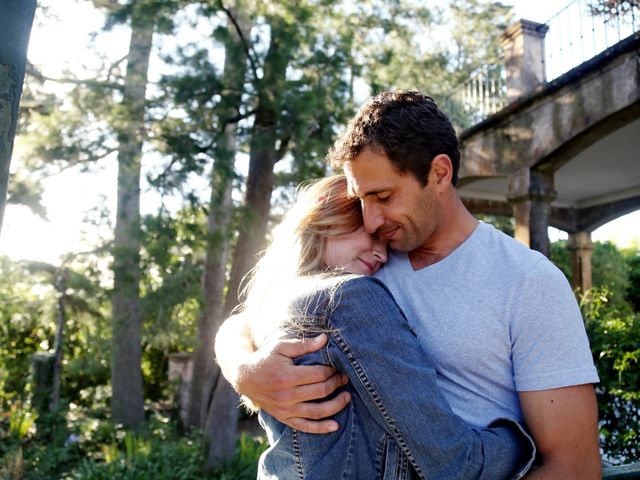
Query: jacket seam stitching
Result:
<box><xmin>330</xmin><ymin>326</ymin><xmax>426</xmax><ymax>480</ymax></box>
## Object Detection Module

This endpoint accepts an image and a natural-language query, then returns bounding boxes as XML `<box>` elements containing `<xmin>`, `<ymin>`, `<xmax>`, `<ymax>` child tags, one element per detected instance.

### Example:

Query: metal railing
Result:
<box><xmin>544</xmin><ymin>0</ymin><xmax>640</xmax><ymax>81</ymax></box>
<box><xmin>442</xmin><ymin>0</ymin><xmax>640</xmax><ymax>129</ymax></box>
<box><xmin>440</xmin><ymin>61</ymin><xmax>507</xmax><ymax>131</ymax></box>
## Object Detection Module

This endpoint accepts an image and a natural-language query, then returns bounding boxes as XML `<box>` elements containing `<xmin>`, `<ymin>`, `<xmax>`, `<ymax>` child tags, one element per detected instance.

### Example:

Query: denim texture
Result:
<box><xmin>258</xmin><ymin>276</ymin><xmax>536</xmax><ymax>480</ymax></box>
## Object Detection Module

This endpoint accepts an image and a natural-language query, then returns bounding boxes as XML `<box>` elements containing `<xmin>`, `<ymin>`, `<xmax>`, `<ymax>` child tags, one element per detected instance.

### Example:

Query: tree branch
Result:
<box><xmin>31</xmin><ymin>148</ymin><xmax>118</xmax><ymax>182</ymax></box>
<box><xmin>106</xmin><ymin>53</ymin><xmax>128</xmax><ymax>81</ymax></box>
<box><xmin>217</xmin><ymin>0</ymin><xmax>259</xmax><ymax>82</ymax></box>
<box><xmin>26</xmin><ymin>62</ymin><xmax>123</xmax><ymax>91</ymax></box>
<box><xmin>219</xmin><ymin>108</ymin><xmax>256</xmax><ymax>132</ymax></box>
<box><xmin>276</xmin><ymin>135</ymin><xmax>290</xmax><ymax>162</ymax></box>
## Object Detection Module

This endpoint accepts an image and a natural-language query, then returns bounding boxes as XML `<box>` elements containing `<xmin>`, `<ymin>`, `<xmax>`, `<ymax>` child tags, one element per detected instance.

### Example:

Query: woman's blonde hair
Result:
<box><xmin>239</xmin><ymin>175</ymin><xmax>362</xmax><ymax>343</ymax></box>
<box><xmin>294</xmin><ymin>175</ymin><xmax>363</xmax><ymax>275</ymax></box>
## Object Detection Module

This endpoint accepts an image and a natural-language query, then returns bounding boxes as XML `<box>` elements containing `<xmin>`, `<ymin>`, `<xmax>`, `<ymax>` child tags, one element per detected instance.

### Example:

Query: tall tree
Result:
<box><xmin>187</xmin><ymin>3</ymin><xmax>252</xmax><ymax>459</ymax></box>
<box><xmin>15</xmin><ymin>1</ymin><xmax>184</xmax><ymax>427</ymax></box>
<box><xmin>0</xmin><ymin>0</ymin><xmax>37</xmax><ymax>236</ymax></box>
<box><xmin>196</xmin><ymin>1</ymin><xmax>446</xmax><ymax>465</ymax></box>
<box><xmin>16</xmin><ymin>0</ymin><xmax>522</xmax><ymax>458</ymax></box>
<box><xmin>154</xmin><ymin>1</ymin><xmax>358</xmax><ymax>464</ymax></box>
<box><xmin>449</xmin><ymin>0</ymin><xmax>513</xmax><ymax>83</ymax></box>
<box><xmin>222</xmin><ymin>13</ymin><xmax>295</xmax><ymax>320</ymax></box>
<box><xmin>110</xmin><ymin>2</ymin><xmax>156</xmax><ymax>428</ymax></box>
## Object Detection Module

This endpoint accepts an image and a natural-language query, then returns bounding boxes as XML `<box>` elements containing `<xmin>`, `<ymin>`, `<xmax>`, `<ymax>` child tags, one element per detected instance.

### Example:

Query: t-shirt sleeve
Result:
<box><xmin>510</xmin><ymin>259</ymin><xmax>600</xmax><ymax>392</ymax></box>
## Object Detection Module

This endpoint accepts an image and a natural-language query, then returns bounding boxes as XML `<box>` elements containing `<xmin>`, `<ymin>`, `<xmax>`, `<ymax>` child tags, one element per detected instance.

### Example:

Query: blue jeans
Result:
<box><xmin>258</xmin><ymin>276</ymin><xmax>536</xmax><ymax>479</ymax></box>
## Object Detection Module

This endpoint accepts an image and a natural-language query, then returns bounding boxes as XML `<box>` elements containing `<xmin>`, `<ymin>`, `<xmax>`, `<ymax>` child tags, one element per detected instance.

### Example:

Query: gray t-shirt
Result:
<box><xmin>374</xmin><ymin>222</ymin><xmax>599</xmax><ymax>427</ymax></box>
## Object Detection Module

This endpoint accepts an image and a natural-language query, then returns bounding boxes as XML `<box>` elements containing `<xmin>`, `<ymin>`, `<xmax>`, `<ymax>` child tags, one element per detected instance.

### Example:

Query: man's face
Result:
<box><xmin>344</xmin><ymin>147</ymin><xmax>440</xmax><ymax>253</ymax></box>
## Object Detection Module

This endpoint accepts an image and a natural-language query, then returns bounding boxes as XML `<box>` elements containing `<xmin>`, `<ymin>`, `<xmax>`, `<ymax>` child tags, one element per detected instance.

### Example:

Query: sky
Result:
<box><xmin>1</xmin><ymin>0</ymin><xmax>638</xmax><ymax>265</ymax></box>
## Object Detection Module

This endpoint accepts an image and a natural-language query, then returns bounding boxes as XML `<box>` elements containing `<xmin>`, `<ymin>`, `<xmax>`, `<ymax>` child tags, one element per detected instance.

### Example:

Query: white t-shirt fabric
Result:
<box><xmin>374</xmin><ymin>222</ymin><xmax>599</xmax><ymax>427</ymax></box>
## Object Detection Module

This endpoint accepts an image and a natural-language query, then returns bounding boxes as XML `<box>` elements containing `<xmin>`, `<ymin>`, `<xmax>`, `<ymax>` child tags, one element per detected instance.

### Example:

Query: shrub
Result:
<box><xmin>581</xmin><ymin>288</ymin><xmax>640</xmax><ymax>463</ymax></box>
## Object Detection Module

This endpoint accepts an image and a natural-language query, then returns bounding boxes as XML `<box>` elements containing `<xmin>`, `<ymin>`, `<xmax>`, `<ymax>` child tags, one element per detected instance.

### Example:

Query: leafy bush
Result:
<box><xmin>209</xmin><ymin>433</ymin><xmax>269</xmax><ymax>480</ymax></box>
<box><xmin>581</xmin><ymin>288</ymin><xmax>640</xmax><ymax>463</ymax></box>
<box><xmin>0</xmin><ymin>257</ymin><xmax>54</xmax><ymax>408</ymax></box>
<box><xmin>551</xmin><ymin>240</ymin><xmax>635</xmax><ymax>312</ymax></box>
<box><xmin>592</xmin><ymin>243</ymin><xmax>631</xmax><ymax>308</ymax></box>
<box><xmin>626</xmin><ymin>254</ymin><xmax>640</xmax><ymax>311</ymax></box>
<box><xmin>475</xmin><ymin>214</ymin><xmax>515</xmax><ymax>237</ymax></box>
<box><xmin>1</xmin><ymin>405</ymin><xmax>268</xmax><ymax>480</ymax></box>
<box><xmin>549</xmin><ymin>240</ymin><xmax>572</xmax><ymax>282</ymax></box>
<box><xmin>66</xmin><ymin>433</ymin><xmax>205</xmax><ymax>480</ymax></box>
<box><xmin>65</xmin><ymin>424</ymin><xmax>266</xmax><ymax>480</ymax></box>
<box><xmin>550</xmin><ymin>240</ymin><xmax>639</xmax><ymax>462</ymax></box>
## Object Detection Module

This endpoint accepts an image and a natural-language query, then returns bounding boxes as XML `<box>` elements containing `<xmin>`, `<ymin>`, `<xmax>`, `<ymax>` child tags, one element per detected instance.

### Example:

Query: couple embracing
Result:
<box><xmin>215</xmin><ymin>90</ymin><xmax>601</xmax><ymax>479</ymax></box>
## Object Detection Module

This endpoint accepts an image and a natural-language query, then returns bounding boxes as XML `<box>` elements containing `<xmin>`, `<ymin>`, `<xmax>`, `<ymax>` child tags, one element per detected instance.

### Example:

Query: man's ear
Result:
<box><xmin>430</xmin><ymin>154</ymin><xmax>453</xmax><ymax>187</ymax></box>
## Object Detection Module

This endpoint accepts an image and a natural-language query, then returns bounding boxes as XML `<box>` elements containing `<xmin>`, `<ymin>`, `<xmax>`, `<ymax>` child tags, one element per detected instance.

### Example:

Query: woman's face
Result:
<box><xmin>323</xmin><ymin>226</ymin><xmax>388</xmax><ymax>275</ymax></box>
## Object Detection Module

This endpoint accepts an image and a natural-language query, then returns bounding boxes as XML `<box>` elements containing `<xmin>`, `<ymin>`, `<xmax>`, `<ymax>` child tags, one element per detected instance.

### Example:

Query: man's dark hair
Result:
<box><xmin>328</xmin><ymin>90</ymin><xmax>460</xmax><ymax>186</ymax></box>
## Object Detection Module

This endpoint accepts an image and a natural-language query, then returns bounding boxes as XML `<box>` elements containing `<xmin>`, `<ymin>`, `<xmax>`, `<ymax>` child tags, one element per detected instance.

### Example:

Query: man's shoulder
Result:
<box><xmin>478</xmin><ymin>223</ymin><xmax>547</xmax><ymax>268</ymax></box>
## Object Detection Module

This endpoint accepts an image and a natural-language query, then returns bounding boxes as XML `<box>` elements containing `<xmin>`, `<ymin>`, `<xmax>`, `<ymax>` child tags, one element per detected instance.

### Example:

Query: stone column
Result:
<box><xmin>511</xmin><ymin>199</ymin><xmax>531</xmax><ymax>247</ymax></box>
<box><xmin>168</xmin><ymin>352</ymin><xmax>193</xmax><ymax>427</ymax></box>
<box><xmin>567</xmin><ymin>232</ymin><xmax>594</xmax><ymax>292</ymax></box>
<box><xmin>501</xmin><ymin>19</ymin><xmax>549</xmax><ymax>102</ymax></box>
<box><xmin>528</xmin><ymin>170</ymin><xmax>555</xmax><ymax>256</ymax></box>
<box><xmin>508</xmin><ymin>168</ymin><xmax>556</xmax><ymax>257</ymax></box>
<box><xmin>31</xmin><ymin>351</ymin><xmax>55</xmax><ymax>417</ymax></box>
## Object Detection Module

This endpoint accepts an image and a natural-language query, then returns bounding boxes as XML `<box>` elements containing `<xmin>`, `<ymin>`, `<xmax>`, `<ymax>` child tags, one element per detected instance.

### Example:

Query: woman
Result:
<box><xmin>237</xmin><ymin>175</ymin><xmax>535</xmax><ymax>480</ymax></box>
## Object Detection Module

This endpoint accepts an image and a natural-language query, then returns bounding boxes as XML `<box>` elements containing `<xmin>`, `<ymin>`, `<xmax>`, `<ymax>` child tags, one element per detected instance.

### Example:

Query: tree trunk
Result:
<box><xmin>110</xmin><ymin>9</ymin><xmax>154</xmax><ymax>429</ymax></box>
<box><xmin>222</xmin><ymin>26</ymin><xmax>290</xmax><ymax>320</ymax></box>
<box><xmin>200</xmin><ymin>19</ymin><xmax>292</xmax><ymax>468</ymax></box>
<box><xmin>188</xmin><ymin>84</ymin><xmax>246</xmax><ymax>428</ymax></box>
<box><xmin>0</xmin><ymin>0</ymin><xmax>36</xmax><ymax>237</ymax></box>
<box><xmin>187</xmin><ymin>7</ymin><xmax>253</xmax><ymax>464</ymax></box>
<box><xmin>203</xmin><ymin>366</ymin><xmax>241</xmax><ymax>469</ymax></box>
<box><xmin>51</xmin><ymin>269</ymin><xmax>68</xmax><ymax>412</ymax></box>
<box><xmin>186</xmin><ymin>160</ymin><xmax>234</xmax><ymax>428</ymax></box>
<box><xmin>31</xmin><ymin>352</ymin><xmax>55</xmax><ymax>413</ymax></box>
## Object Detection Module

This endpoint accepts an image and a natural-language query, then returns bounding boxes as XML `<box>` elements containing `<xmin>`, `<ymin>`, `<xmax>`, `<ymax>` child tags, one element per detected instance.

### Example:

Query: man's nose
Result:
<box><xmin>362</xmin><ymin>202</ymin><xmax>384</xmax><ymax>235</ymax></box>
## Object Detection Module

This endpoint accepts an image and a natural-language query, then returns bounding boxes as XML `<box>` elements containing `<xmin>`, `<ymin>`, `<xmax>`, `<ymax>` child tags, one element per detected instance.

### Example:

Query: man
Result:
<box><xmin>216</xmin><ymin>90</ymin><xmax>601</xmax><ymax>478</ymax></box>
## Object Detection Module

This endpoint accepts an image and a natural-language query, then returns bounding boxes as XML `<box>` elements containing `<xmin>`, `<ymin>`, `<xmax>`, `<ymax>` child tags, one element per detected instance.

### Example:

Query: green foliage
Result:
<box><xmin>7</xmin><ymin>172</ymin><xmax>47</xmax><ymax>218</ymax></box>
<box><xmin>448</xmin><ymin>0</ymin><xmax>514</xmax><ymax>82</ymax></box>
<box><xmin>1</xmin><ymin>406</ymin><xmax>267</xmax><ymax>480</ymax></box>
<box><xmin>139</xmin><ymin>208</ymin><xmax>205</xmax><ymax>400</ymax></box>
<box><xmin>626</xmin><ymin>254</ymin><xmax>640</xmax><ymax>311</ymax></box>
<box><xmin>551</xmin><ymin>240</ymin><xmax>640</xmax><ymax>462</ymax></box>
<box><xmin>17</xmin><ymin>79</ymin><xmax>118</xmax><ymax>178</ymax></box>
<box><xmin>0</xmin><ymin>257</ymin><xmax>54</xmax><ymax>407</ymax></box>
<box><xmin>475</xmin><ymin>214</ymin><xmax>514</xmax><ymax>237</ymax></box>
<box><xmin>67</xmin><ymin>430</ymin><xmax>267</xmax><ymax>480</ymax></box>
<box><xmin>551</xmin><ymin>240</ymin><xmax>635</xmax><ymax>310</ymax></box>
<box><xmin>208</xmin><ymin>433</ymin><xmax>269</xmax><ymax>480</ymax></box>
<box><xmin>580</xmin><ymin>288</ymin><xmax>640</xmax><ymax>463</ymax></box>
<box><xmin>436</xmin><ymin>0</ymin><xmax>515</xmax><ymax>129</ymax></box>
<box><xmin>8</xmin><ymin>404</ymin><xmax>38</xmax><ymax>440</ymax></box>
<box><xmin>592</xmin><ymin>242</ymin><xmax>631</xmax><ymax>304</ymax></box>
<box><xmin>0</xmin><ymin>252</ymin><xmax>112</xmax><ymax>415</ymax></box>
<box><xmin>550</xmin><ymin>240</ymin><xmax>573</xmax><ymax>283</ymax></box>
<box><xmin>68</xmin><ymin>432</ymin><xmax>203</xmax><ymax>480</ymax></box>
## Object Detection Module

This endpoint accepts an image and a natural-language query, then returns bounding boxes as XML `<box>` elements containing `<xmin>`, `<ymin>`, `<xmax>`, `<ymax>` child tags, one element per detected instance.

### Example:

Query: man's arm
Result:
<box><xmin>520</xmin><ymin>384</ymin><xmax>601</xmax><ymax>479</ymax></box>
<box><xmin>214</xmin><ymin>315</ymin><xmax>351</xmax><ymax>433</ymax></box>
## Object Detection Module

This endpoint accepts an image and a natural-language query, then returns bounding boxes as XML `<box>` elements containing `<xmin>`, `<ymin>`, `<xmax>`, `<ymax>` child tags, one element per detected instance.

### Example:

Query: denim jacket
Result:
<box><xmin>258</xmin><ymin>276</ymin><xmax>536</xmax><ymax>480</ymax></box>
